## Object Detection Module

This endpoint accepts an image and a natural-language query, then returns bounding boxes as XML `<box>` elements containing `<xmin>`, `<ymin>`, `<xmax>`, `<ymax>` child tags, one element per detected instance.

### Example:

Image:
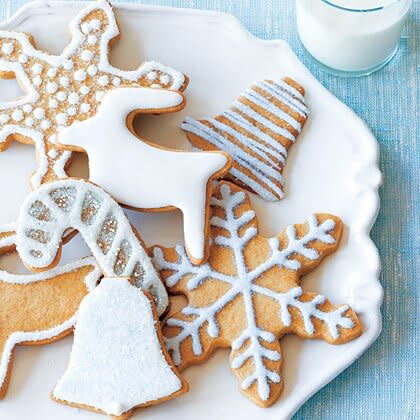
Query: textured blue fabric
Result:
<box><xmin>1</xmin><ymin>1</ymin><xmax>419</xmax><ymax>419</ymax></box>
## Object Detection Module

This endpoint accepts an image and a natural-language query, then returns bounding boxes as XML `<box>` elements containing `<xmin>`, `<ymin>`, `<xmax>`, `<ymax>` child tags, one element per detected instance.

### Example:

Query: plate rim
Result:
<box><xmin>0</xmin><ymin>2</ymin><xmax>384</xmax><ymax>419</ymax></box>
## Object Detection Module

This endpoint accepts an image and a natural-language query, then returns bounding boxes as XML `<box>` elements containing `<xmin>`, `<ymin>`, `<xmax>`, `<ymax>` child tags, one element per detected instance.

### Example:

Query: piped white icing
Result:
<box><xmin>0</xmin><ymin>256</ymin><xmax>101</xmax><ymax>392</ymax></box>
<box><xmin>0</xmin><ymin>0</ymin><xmax>186</xmax><ymax>188</ymax></box>
<box><xmin>53</xmin><ymin>278</ymin><xmax>183</xmax><ymax>416</ymax></box>
<box><xmin>16</xmin><ymin>178</ymin><xmax>168</xmax><ymax>315</ymax></box>
<box><xmin>153</xmin><ymin>183</ymin><xmax>355</xmax><ymax>401</ymax></box>
<box><xmin>182</xmin><ymin>79</ymin><xmax>309</xmax><ymax>202</ymax></box>
<box><xmin>58</xmin><ymin>88</ymin><xmax>229</xmax><ymax>264</ymax></box>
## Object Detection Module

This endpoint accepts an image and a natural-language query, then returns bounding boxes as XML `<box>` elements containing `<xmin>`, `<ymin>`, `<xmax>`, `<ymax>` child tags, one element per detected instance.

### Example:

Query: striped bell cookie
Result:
<box><xmin>182</xmin><ymin>77</ymin><xmax>309</xmax><ymax>202</ymax></box>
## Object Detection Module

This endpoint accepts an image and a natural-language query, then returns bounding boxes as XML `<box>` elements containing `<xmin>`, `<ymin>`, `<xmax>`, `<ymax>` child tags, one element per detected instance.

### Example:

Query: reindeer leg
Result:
<box><xmin>0</xmin><ymin>332</ymin><xmax>13</xmax><ymax>399</ymax></box>
<box><xmin>180</xmin><ymin>192</ymin><xmax>208</xmax><ymax>265</ymax></box>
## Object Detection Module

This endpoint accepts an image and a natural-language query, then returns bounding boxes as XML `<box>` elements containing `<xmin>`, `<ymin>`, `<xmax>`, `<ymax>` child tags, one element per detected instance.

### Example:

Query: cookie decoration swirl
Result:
<box><xmin>182</xmin><ymin>78</ymin><xmax>308</xmax><ymax>201</ymax></box>
<box><xmin>0</xmin><ymin>0</ymin><xmax>187</xmax><ymax>188</ymax></box>
<box><xmin>152</xmin><ymin>181</ymin><xmax>362</xmax><ymax>407</ymax></box>
<box><xmin>16</xmin><ymin>178</ymin><xmax>168</xmax><ymax>316</ymax></box>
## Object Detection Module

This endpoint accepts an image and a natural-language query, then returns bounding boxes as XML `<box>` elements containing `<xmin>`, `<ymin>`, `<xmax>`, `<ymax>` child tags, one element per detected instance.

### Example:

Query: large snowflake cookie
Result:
<box><xmin>56</xmin><ymin>87</ymin><xmax>231</xmax><ymax>265</ymax></box>
<box><xmin>182</xmin><ymin>77</ymin><xmax>308</xmax><ymax>202</ymax></box>
<box><xmin>152</xmin><ymin>181</ymin><xmax>362</xmax><ymax>407</ymax></box>
<box><xmin>0</xmin><ymin>0</ymin><xmax>187</xmax><ymax>189</ymax></box>
<box><xmin>15</xmin><ymin>178</ymin><xmax>168</xmax><ymax>316</ymax></box>
<box><xmin>0</xmin><ymin>227</ymin><xmax>101</xmax><ymax>399</ymax></box>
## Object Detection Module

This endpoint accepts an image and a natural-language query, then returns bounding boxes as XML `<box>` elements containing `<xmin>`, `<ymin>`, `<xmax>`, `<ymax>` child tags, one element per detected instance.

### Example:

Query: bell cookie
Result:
<box><xmin>182</xmin><ymin>78</ymin><xmax>308</xmax><ymax>202</ymax></box>
<box><xmin>0</xmin><ymin>225</ymin><xmax>101</xmax><ymax>399</ymax></box>
<box><xmin>16</xmin><ymin>178</ymin><xmax>168</xmax><ymax>316</ymax></box>
<box><xmin>56</xmin><ymin>87</ymin><xmax>232</xmax><ymax>265</ymax></box>
<box><xmin>52</xmin><ymin>277</ymin><xmax>188</xmax><ymax>419</ymax></box>
<box><xmin>0</xmin><ymin>0</ymin><xmax>187</xmax><ymax>189</ymax></box>
<box><xmin>152</xmin><ymin>181</ymin><xmax>362</xmax><ymax>407</ymax></box>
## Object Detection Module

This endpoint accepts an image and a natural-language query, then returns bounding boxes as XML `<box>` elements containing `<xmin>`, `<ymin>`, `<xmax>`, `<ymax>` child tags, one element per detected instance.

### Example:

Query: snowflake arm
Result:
<box><xmin>152</xmin><ymin>245</ymin><xmax>234</xmax><ymax>293</ymax></box>
<box><xmin>230</xmin><ymin>332</ymin><xmax>283</xmax><ymax>407</ymax></box>
<box><xmin>269</xmin><ymin>213</ymin><xmax>343</xmax><ymax>276</ymax></box>
<box><xmin>253</xmin><ymin>285</ymin><xmax>362</xmax><ymax>343</ymax></box>
<box><xmin>164</xmin><ymin>287</ymin><xmax>239</xmax><ymax>367</ymax></box>
<box><xmin>229</xmin><ymin>285</ymin><xmax>284</xmax><ymax>407</ymax></box>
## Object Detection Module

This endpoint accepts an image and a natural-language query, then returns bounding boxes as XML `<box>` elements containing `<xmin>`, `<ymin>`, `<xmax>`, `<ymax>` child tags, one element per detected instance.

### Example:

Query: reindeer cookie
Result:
<box><xmin>0</xmin><ymin>228</ymin><xmax>101</xmax><ymax>399</ymax></box>
<box><xmin>56</xmin><ymin>88</ymin><xmax>232</xmax><ymax>265</ymax></box>
<box><xmin>152</xmin><ymin>181</ymin><xmax>362</xmax><ymax>407</ymax></box>
<box><xmin>182</xmin><ymin>78</ymin><xmax>308</xmax><ymax>201</ymax></box>
<box><xmin>0</xmin><ymin>0</ymin><xmax>187</xmax><ymax>189</ymax></box>
<box><xmin>15</xmin><ymin>178</ymin><xmax>169</xmax><ymax>316</ymax></box>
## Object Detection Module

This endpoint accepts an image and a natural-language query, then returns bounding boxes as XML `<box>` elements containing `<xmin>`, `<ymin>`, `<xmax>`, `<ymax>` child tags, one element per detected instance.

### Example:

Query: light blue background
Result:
<box><xmin>1</xmin><ymin>1</ymin><xmax>419</xmax><ymax>419</ymax></box>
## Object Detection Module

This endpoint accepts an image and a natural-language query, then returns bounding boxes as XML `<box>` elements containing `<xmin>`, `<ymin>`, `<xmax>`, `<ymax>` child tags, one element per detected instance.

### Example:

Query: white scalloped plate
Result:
<box><xmin>0</xmin><ymin>2</ymin><xmax>383</xmax><ymax>419</ymax></box>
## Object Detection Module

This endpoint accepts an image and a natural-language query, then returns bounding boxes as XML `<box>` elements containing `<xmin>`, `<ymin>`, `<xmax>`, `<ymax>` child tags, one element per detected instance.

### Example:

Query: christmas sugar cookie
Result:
<box><xmin>56</xmin><ymin>87</ymin><xmax>231</xmax><ymax>265</ymax></box>
<box><xmin>16</xmin><ymin>178</ymin><xmax>168</xmax><ymax>316</ymax></box>
<box><xmin>152</xmin><ymin>181</ymin><xmax>362</xmax><ymax>407</ymax></box>
<box><xmin>182</xmin><ymin>78</ymin><xmax>308</xmax><ymax>201</ymax></box>
<box><xmin>0</xmin><ymin>224</ymin><xmax>101</xmax><ymax>399</ymax></box>
<box><xmin>53</xmin><ymin>277</ymin><xmax>188</xmax><ymax>419</ymax></box>
<box><xmin>0</xmin><ymin>0</ymin><xmax>187</xmax><ymax>189</ymax></box>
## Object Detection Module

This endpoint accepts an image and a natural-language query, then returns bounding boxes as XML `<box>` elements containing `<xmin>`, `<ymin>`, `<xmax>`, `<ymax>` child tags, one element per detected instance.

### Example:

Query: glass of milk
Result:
<box><xmin>296</xmin><ymin>0</ymin><xmax>412</xmax><ymax>76</ymax></box>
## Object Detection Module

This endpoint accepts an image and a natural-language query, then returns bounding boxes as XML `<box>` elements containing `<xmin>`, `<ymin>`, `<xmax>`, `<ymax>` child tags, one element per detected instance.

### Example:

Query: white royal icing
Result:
<box><xmin>182</xmin><ymin>79</ymin><xmax>309</xmax><ymax>202</ymax></box>
<box><xmin>58</xmin><ymin>88</ymin><xmax>229</xmax><ymax>263</ymax></box>
<box><xmin>0</xmin><ymin>256</ymin><xmax>101</xmax><ymax>392</ymax></box>
<box><xmin>153</xmin><ymin>183</ymin><xmax>354</xmax><ymax>401</ymax></box>
<box><xmin>0</xmin><ymin>0</ymin><xmax>186</xmax><ymax>188</ymax></box>
<box><xmin>16</xmin><ymin>178</ymin><xmax>168</xmax><ymax>315</ymax></box>
<box><xmin>53</xmin><ymin>278</ymin><xmax>183</xmax><ymax>416</ymax></box>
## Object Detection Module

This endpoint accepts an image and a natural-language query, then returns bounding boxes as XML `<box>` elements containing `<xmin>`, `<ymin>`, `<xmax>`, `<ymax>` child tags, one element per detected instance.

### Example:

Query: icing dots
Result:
<box><xmin>55</xmin><ymin>113</ymin><xmax>68</xmax><ymax>126</ymax></box>
<box><xmin>11</xmin><ymin>110</ymin><xmax>23</xmax><ymax>122</ymax></box>
<box><xmin>40</xmin><ymin>120</ymin><xmax>51</xmax><ymax>130</ymax></box>
<box><xmin>74</xmin><ymin>70</ymin><xmax>87</xmax><ymax>82</ymax></box>
<box><xmin>25</xmin><ymin>118</ymin><xmax>35</xmax><ymax>127</ymax></box>
<box><xmin>0</xmin><ymin>0</ymin><xmax>186</xmax><ymax>188</ymax></box>
<box><xmin>23</xmin><ymin>104</ymin><xmax>33</xmax><ymax>113</ymax></box>
<box><xmin>1</xmin><ymin>43</ymin><xmax>14</xmax><ymax>55</ymax></box>
<box><xmin>80</xmin><ymin>103</ymin><xmax>90</xmax><ymax>113</ymax></box>
<box><xmin>0</xmin><ymin>114</ymin><xmax>9</xmax><ymax>124</ymax></box>
<box><xmin>81</xmin><ymin>50</ymin><xmax>93</xmax><ymax>62</ymax></box>
<box><xmin>98</xmin><ymin>75</ymin><xmax>109</xmax><ymax>86</ymax></box>
<box><xmin>56</xmin><ymin>91</ymin><xmax>67</xmax><ymax>102</ymax></box>
<box><xmin>16</xmin><ymin>178</ymin><xmax>168</xmax><ymax>316</ymax></box>
<box><xmin>57</xmin><ymin>88</ymin><xmax>230</xmax><ymax>264</ymax></box>
<box><xmin>31</xmin><ymin>63</ymin><xmax>43</xmax><ymax>74</ymax></box>
<box><xmin>33</xmin><ymin>108</ymin><xmax>45</xmax><ymax>119</ymax></box>
<box><xmin>32</xmin><ymin>76</ymin><xmax>42</xmax><ymax>87</ymax></box>
<box><xmin>18</xmin><ymin>54</ymin><xmax>28</xmax><ymax>64</ymax></box>
<box><xmin>59</xmin><ymin>76</ymin><xmax>70</xmax><ymax>87</ymax></box>
<box><xmin>46</xmin><ymin>82</ymin><xmax>58</xmax><ymax>94</ymax></box>
<box><xmin>47</xmin><ymin>67</ymin><xmax>57</xmax><ymax>78</ymax></box>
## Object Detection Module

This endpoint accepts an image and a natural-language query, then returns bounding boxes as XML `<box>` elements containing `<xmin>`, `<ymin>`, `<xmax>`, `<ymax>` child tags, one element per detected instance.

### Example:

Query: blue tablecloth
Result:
<box><xmin>1</xmin><ymin>1</ymin><xmax>419</xmax><ymax>419</ymax></box>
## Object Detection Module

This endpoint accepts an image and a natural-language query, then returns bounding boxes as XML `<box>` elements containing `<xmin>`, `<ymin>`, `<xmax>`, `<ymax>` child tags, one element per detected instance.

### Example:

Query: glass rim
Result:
<box><xmin>320</xmin><ymin>0</ymin><xmax>403</xmax><ymax>13</ymax></box>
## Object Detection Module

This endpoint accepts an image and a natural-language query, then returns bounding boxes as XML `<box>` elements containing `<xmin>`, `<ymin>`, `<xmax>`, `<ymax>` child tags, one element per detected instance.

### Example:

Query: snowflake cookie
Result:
<box><xmin>182</xmin><ymin>77</ymin><xmax>308</xmax><ymax>202</ymax></box>
<box><xmin>152</xmin><ymin>181</ymin><xmax>362</xmax><ymax>407</ymax></box>
<box><xmin>0</xmin><ymin>226</ymin><xmax>101</xmax><ymax>399</ymax></box>
<box><xmin>0</xmin><ymin>0</ymin><xmax>187</xmax><ymax>188</ymax></box>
